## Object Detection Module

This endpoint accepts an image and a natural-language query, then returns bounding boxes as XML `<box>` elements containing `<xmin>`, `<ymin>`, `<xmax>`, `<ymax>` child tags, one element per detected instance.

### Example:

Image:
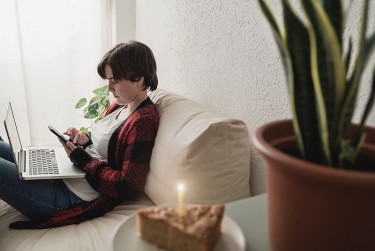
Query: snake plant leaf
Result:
<box><xmin>344</xmin><ymin>37</ymin><xmax>353</xmax><ymax>75</ymax></box>
<box><xmin>348</xmin><ymin>0</ymin><xmax>370</xmax><ymax>85</ymax></box>
<box><xmin>340</xmin><ymin>140</ymin><xmax>355</xmax><ymax>168</ymax></box>
<box><xmin>361</xmin><ymin>32</ymin><xmax>375</xmax><ymax>73</ymax></box>
<box><xmin>321</xmin><ymin>0</ymin><xmax>344</xmax><ymax>51</ymax></box>
<box><xmin>282</xmin><ymin>0</ymin><xmax>323</xmax><ymax>162</ymax></box>
<box><xmin>340</xmin><ymin>138</ymin><xmax>358</xmax><ymax>168</ymax></box>
<box><xmin>259</xmin><ymin>0</ymin><xmax>372</xmax><ymax>169</ymax></box>
<box><xmin>302</xmin><ymin>0</ymin><xmax>346</xmax><ymax>165</ymax></box>
<box><xmin>257</xmin><ymin>0</ymin><xmax>281</xmax><ymax>37</ymax></box>
<box><xmin>258</xmin><ymin>0</ymin><xmax>305</xmax><ymax>156</ymax></box>
<box><xmin>258</xmin><ymin>0</ymin><xmax>290</xmax><ymax>96</ymax></box>
<box><xmin>303</xmin><ymin>0</ymin><xmax>346</xmax><ymax>125</ymax></box>
<box><xmin>351</xmin><ymin>67</ymin><xmax>375</xmax><ymax>148</ymax></box>
<box><xmin>340</xmin><ymin>131</ymin><xmax>366</xmax><ymax>168</ymax></box>
<box><xmin>339</xmin><ymin>0</ymin><xmax>369</xmax><ymax>141</ymax></box>
<box><xmin>358</xmin><ymin>0</ymin><xmax>369</xmax><ymax>57</ymax></box>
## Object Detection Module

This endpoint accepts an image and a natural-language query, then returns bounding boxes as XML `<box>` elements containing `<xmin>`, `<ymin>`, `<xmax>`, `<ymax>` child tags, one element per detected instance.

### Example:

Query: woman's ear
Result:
<box><xmin>136</xmin><ymin>77</ymin><xmax>144</xmax><ymax>88</ymax></box>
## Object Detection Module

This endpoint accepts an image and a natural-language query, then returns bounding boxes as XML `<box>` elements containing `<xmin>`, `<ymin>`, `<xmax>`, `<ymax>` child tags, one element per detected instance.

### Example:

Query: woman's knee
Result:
<box><xmin>0</xmin><ymin>141</ymin><xmax>14</xmax><ymax>162</ymax></box>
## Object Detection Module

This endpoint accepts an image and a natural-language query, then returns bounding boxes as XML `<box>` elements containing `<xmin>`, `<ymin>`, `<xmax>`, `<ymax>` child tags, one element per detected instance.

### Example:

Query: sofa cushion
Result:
<box><xmin>0</xmin><ymin>194</ymin><xmax>154</xmax><ymax>251</ymax></box>
<box><xmin>146</xmin><ymin>89</ymin><xmax>251</xmax><ymax>205</ymax></box>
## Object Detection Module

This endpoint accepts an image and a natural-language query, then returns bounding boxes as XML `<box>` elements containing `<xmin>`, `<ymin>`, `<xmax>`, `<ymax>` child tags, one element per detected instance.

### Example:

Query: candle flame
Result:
<box><xmin>178</xmin><ymin>184</ymin><xmax>184</xmax><ymax>191</ymax></box>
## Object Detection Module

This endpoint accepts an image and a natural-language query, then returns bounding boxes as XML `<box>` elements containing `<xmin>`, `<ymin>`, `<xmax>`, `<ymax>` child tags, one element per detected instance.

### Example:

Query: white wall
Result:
<box><xmin>128</xmin><ymin>0</ymin><xmax>375</xmax><ymax>195</ymax></box>
<box><xmin>112</xmin><ymin>0</ymin><xmax>135</xmax><ymax>44</ymax></box>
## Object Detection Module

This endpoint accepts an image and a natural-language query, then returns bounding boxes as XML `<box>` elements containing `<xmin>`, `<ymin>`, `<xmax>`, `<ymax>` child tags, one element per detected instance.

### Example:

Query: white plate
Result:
<box><xmin>112</xmin><ymin>213</ymin><xmax>245</xmax><ymax>251</ymax></box>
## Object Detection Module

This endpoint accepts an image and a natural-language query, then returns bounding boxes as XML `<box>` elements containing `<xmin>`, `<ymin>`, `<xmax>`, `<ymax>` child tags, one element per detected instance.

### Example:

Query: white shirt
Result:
<box><xmin>64</xmin><ymin>106</ymin><xmax>128</xmax><ymax>201</ymax></box>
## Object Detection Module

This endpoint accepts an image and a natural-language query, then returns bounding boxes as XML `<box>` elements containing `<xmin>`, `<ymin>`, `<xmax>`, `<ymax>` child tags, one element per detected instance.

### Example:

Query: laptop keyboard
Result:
<box><xmin>29</xmin><ymin>149</ymin><xmax>59</xmax><ymax>175</ymax></box>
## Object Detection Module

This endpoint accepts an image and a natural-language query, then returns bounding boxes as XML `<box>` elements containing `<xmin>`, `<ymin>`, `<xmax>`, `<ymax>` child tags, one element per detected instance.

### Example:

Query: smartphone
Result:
<box><xmin>48</xmin><ymin>125</ymin><xmax>69</xmax><ymax>143</ymax></box>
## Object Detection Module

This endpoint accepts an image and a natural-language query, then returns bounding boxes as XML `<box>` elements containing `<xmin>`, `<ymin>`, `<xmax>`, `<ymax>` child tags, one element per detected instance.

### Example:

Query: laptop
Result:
<box><xmin>3</xmin><ymin>102</ymin><xmax>86</xmax><ymax>180</ymax></box>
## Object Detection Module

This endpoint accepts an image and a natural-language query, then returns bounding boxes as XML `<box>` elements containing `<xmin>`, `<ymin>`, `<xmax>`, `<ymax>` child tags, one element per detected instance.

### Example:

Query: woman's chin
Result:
<box><xmin>114</xmin><ymin>98</ymin><xmax>125</xmax><ymax>105</ymax></box>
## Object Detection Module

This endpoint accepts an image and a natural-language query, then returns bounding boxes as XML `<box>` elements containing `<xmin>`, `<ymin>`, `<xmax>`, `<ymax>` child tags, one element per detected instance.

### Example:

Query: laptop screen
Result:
<box><xmin>4</xmin><ymin>103</ymin><xmax>23</xmax><ymax>162</ymax></box>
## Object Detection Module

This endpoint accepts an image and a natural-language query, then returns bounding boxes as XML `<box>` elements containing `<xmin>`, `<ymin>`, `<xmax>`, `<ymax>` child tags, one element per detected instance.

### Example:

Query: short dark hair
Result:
<box><xmin>97</xmin><ymin>41</ymin><xmax>158</xmax><ymax>91</ymax></box>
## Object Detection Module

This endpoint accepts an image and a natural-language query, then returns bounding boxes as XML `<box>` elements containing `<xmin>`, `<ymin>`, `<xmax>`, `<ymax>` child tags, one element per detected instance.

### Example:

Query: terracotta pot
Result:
<box><xmin>252</xmin><ymin>119</ymin><xmax>375</xmax><ymax>251</ymax></box>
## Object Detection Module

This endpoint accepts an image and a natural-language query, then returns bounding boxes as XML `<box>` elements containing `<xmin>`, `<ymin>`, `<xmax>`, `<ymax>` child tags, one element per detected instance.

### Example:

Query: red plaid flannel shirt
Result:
<box><xmin>10</xmin><ymin>98</ymin><xmax>159</xmax><ymax>229</ymax></box>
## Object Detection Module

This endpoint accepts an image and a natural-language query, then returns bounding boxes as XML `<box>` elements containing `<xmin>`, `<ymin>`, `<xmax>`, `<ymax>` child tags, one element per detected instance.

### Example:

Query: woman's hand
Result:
<box><xmin>59</xmin><ymin>138</ymin><xmax>77</xmax><ymax>156</ymax></box>
<box><xmin>64</xmin><ymin>127</ymin><xmax>90</xmax><ymax>146</ymax></box>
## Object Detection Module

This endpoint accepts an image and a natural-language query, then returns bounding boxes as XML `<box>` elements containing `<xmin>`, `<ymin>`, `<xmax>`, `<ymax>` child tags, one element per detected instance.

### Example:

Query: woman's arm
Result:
<box><xmin>69</xmin><ymin>112</ymin><xmax>159</xmax><ymax>200</ymax></box>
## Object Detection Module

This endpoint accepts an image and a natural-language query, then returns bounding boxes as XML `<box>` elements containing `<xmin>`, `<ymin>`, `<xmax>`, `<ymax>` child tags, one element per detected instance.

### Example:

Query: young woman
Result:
<box><xmin>0</xmin><ymin>41</ymin><xmax>159</xmax><ymax>229</ymax></box>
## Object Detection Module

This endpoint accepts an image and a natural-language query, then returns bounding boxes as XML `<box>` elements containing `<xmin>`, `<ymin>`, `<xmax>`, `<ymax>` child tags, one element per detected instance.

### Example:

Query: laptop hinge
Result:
<box><xmin>18</xmin><ymin>150</ymin><xmax>26</xmax><ymax>173</ymax></box>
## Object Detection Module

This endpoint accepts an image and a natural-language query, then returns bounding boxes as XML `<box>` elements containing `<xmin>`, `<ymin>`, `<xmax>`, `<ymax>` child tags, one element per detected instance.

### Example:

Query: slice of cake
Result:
<box><xmin>137</xmin><ymin>204</ymin><xmax>225</xmax><ymax>251</ymax></box>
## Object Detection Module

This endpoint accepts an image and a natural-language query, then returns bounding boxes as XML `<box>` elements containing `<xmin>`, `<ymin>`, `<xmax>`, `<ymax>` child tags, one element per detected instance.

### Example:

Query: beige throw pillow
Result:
<box><xmin>146</xmin><ymin>89</ymin><xmax>250</xmax><ymax>205</ymax></box>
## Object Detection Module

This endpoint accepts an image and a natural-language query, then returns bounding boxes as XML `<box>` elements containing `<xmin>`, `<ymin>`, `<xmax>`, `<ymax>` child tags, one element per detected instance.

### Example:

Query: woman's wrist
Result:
<box><xmin>82</xmin><ymin>134</ymin><xmax>93</xmax><ymax>149</ymax></box>
<box><xmin>68</xmin><ymin>134</ymin><xmax>92</xmax><ymax>148</ymax></box>
<box><xmin>69</xmin><ymin>147</ymin><xmax>92</xmax><ymax>170</ymax></box>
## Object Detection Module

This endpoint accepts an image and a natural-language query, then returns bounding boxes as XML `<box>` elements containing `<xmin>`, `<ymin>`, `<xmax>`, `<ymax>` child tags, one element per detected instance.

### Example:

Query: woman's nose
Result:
<box><xmin>108</xmin><ymin>82</ymin><xmax>114</xmax><ymax>92</ymax></box>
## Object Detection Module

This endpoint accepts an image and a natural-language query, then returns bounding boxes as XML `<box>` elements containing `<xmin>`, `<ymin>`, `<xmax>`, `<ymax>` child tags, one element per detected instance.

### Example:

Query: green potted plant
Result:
<box><xmin>253</xmin><ymin>0</ymin><xmax>375</xmax><ymax>250</ymax></box>
<box><xmin>75</xmin><ymin>85</ymin><xmax>110</xmax><ymax>136</ymax></box>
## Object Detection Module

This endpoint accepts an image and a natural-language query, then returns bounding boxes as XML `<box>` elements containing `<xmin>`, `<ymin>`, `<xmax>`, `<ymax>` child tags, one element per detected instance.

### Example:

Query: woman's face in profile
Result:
<box><xmin>104</xmin><ymin>65</ymin><xmax>140</xmax><ymax>105</ymax></box>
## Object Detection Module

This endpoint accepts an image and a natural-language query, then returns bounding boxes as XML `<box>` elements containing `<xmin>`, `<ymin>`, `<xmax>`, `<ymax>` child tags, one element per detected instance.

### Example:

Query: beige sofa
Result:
<box><xmin>0</xmin><ymin>89</ymin><xmax>251</xmax><ymax>251</ymax></box>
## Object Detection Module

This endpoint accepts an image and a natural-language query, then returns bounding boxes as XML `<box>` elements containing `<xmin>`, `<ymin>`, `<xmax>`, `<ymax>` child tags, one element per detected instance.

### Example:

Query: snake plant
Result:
<box><xmin>258</xmin><ymin>0</ymin><xmax>375</xmax><ymax>169</ymax></box>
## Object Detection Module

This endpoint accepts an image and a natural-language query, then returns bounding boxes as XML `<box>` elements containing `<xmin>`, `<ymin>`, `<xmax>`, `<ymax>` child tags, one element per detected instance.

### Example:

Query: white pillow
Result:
<box><xmin>146</xmin><ymin>89</ymin><xmax>250</xmax><ymax>205</ymax></box>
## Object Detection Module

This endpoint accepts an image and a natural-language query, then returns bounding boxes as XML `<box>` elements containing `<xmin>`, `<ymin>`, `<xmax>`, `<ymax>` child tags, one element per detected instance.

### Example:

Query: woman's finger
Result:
<box><xmin>73</xmin><ymin>132</ymin><xmax>84</xmax><ymax>144</ymax></box>
<box><xmin>64</xmin><ymin>127</ymin><xmax>73</xmax><ymax>135</ymax></box>
<box><xmin>58</xmin><ymin>138</ymin><xmax>72</xmax><ymax>155</ymax></box>
<box><xmin>66</xmin><ymin>141</ymin><xmax>77</xmax><ymax>150</ymax></box>
<box><xmin>73</xmin><ymin>134</ymin><xmax>78</xmax><ymax>144</ymax></box>
<box><xmin>64</xmin><ymin>127</ymin><xmax>78</xmax><ymax>137</ymax></box>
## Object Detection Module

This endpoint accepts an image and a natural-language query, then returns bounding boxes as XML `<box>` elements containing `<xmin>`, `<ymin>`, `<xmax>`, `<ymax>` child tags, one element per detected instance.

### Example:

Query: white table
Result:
<box><xmin>225</xmin><ymin>194</ymin><xmax>270</xmax><ymax>251</ymax></box>
<box><xmin>112</xmin><ymin>194</ymin><xmax>270</xmax><ymax>251</ymax></box>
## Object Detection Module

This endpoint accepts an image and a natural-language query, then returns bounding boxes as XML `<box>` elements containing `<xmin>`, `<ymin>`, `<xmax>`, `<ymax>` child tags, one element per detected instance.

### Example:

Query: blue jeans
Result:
<box><xmin>0</xmin><ymin>141</ymin><xmax>82</xmax><ymax>220</ymax></box>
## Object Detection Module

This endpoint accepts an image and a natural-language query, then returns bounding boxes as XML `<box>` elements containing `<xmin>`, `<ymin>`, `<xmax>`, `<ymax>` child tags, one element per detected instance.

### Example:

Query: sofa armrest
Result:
<box><xmin>146</xmin><ymin>89</ymin><xmax>251</xmax><ymax>205</ymax></box>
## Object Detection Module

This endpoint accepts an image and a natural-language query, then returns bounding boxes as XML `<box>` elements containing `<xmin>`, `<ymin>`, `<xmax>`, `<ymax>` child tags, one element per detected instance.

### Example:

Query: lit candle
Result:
<box><xmin>178</xmin><ymin>184</ymin><xmax>184</xmax><ymax>217</ymax></box>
